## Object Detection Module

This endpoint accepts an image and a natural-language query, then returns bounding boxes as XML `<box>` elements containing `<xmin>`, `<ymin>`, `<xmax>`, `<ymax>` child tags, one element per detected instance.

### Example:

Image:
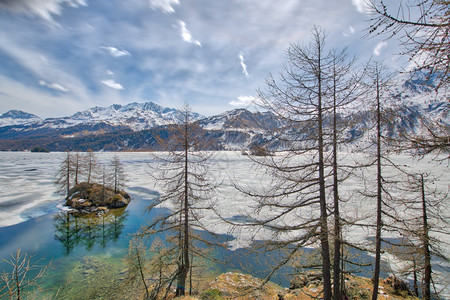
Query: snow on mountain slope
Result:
<box><xmin>0</xmin><ymin>102</ymin><xmax>204</xmax><ymax>132</ymax></box>
<box><xmin>0</xmin><ymin>69</ymin><xmax>447</xmax><ymax>152</ymax></box>
<box><xmin>0</xmin><ymin>110</ymin><xmax>41</xmax><ymax>126</ymax></box>
<box><xmin>198</xmin><ymin>108</ymin><xmax>284</xmax><ymax>132</ymax></box>
<box><xmin>51</xmin><ymin>101</ymin><xmax>204</xmax><ymax>131</ymax></box>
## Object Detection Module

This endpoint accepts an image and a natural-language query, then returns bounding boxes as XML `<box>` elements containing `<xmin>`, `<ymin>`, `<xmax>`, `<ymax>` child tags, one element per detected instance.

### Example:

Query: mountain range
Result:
<box><xmin>0</xmin><ymin>73</ymin><xmax>448</xmax><ymax>152</ymax></box>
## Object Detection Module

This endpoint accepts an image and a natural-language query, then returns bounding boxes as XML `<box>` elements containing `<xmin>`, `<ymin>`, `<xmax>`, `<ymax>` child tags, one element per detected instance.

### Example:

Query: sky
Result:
<box><xmin>0</xmin><ymin>0</ymin><xmax>403</xmax><ymax>118</ymax></box>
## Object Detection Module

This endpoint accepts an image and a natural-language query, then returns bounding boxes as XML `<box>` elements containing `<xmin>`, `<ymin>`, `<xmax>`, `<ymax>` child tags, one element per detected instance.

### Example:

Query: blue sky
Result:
<box><xmin>0</xmin><ymin>0</ymin><xmax>403</xmax><ymax>118</ymax></box>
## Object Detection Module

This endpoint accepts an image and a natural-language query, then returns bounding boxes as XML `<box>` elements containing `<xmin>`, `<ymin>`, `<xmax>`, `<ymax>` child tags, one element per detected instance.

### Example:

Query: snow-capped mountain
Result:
<box><xmin>0</xmin><ymin>101</ymin><xmax>204</xmax><ymax>135</ymax></box>
<box><xmin>198</xmin><ymin>108</ymin><xmax>284</xmax><ymax>131</ymax></box>
<box><xmin>65</xmin><ymin>102</ymin><xmax>204</xmax><ymax>131</ymax></box>
<box><xmin>0</xmin><ymin>70</ymin><xmax>447</xmax><ymax>152</ymax></box>
<box><xmin>0</xmin><ymin>110</ymin><xmax>41</xmax><ymax>126</ymax></box>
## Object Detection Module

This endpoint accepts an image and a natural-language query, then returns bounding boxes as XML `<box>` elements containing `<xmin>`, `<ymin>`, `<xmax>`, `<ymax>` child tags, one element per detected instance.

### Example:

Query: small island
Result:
<box><xmin>55</xmin><ymin>153</ymin><xmax>129</xmax><ymax>215</ymax></box>
<box><xmin>66</xmin><ymin>182</ymin><xmax>131</xmax><ymax>215</ymax></box>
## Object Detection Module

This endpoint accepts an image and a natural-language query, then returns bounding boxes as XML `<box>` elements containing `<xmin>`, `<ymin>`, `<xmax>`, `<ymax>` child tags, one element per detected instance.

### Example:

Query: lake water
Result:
<box><xmin>0</xmin><ymin>151</ymin><xmax>448</xmax><ymax>298</ymax></box>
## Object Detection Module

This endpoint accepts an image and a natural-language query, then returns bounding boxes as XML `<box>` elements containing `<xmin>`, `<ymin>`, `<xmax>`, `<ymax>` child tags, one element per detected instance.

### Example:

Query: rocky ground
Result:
<box><xmin>65</xmin><ymin>182</ymin><xmax>131</xmax><ymax>214</ymax></box>
<box><xmin>189</xmin><ymin>271</ymin><xmax>418</xmax><ymax>300</ymax></box>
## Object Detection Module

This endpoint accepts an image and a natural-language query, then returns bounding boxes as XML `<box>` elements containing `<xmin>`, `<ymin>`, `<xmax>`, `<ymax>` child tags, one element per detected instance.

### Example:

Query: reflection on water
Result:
<box><xmin>53</xmin><ymin>209</ymin><xmax>129</xmax><ymax>255</ymax></box>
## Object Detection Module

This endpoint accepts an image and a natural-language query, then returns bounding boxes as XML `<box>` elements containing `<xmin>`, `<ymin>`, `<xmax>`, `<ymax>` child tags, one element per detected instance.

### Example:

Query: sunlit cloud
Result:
<box><xmin>229</xmin><ymin>95</ymin><xmax>256</xmax><ymax>107</ymax></box>
<box><xmin>239</xmin><ymin>52</ymin><xmax>249</xmax><ymax>78</ymax></box>
<box><xmin>351</xmin><ymin>0</ymin><xmax>371</xmax><ymax>14</ymax></box>
<box><xmin>148</xmin><ymin>0</ymin><xmax>179</xmax><ymax>14</ymax></box>
<box><xmin>0</xmin><ymin>0</ymin><xmax>87</xmax><ymax>22</ymax></box>
<box><xmin>101</xmin><ymin>46</ymin><xmax>130</xmax><ymax>57</ymax></box>
<box><xmin>373</xmin><ymin>41</ymin><xmax>387</xmax><ymax>56</ymax></box>
<box><xmin>101</xmin><ymin>79</ymin><xmax>124</xmax><ymax>90</ymax></box>
<box><xmin>177</xmin><ymin>20</ymin><xmax>201</xmax><ymax>47</ymax></box>
<box><xmin>39</xmin><ymin>80</ymin><xmax>69</xmax><ymax>92</ymax></box>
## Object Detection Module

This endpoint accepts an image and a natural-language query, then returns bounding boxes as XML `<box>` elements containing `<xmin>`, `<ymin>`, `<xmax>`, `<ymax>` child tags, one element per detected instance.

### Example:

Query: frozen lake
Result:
<box><xmin>0</xmin><ymin>151</ymin><xmax>448</xmax><ymax>296</ymax></box>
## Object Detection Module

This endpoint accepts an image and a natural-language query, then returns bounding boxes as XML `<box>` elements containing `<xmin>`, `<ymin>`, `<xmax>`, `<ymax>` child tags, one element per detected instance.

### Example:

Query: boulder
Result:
<box><xmin>383</xmin><ymin>275</ymin><xmax>411</xmax><ymax>294</ymax></box>
<box><xmin>290</xmin><ymin>271</ymin><xmax>322</xmax><ymax>290</ymax></box>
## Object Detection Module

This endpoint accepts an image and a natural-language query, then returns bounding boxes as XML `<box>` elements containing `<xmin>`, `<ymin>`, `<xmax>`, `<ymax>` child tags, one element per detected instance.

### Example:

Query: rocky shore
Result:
<box><xmin>65</xmin><ymin>182</ymin><xmax>131</xmax><ymax>215</ymax></box>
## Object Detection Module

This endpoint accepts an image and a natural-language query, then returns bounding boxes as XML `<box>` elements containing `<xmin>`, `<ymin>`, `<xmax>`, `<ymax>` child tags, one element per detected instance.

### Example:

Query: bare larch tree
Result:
<box><xmin>141</xmin><ymin>105</ymin><xmax>218</xmax><ymax>297</ymax></box>
<box><xmin>234</xmin><ymin>27</ymin><xmax>363</xmax><ymax>300</ymax></box>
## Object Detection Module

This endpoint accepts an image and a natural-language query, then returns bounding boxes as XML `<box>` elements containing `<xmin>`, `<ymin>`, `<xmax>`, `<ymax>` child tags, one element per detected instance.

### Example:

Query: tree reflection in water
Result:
<box><xmin>53</xmin><ymin>208</ymin><xmax>128</xmax><ymax>255</ymax></box>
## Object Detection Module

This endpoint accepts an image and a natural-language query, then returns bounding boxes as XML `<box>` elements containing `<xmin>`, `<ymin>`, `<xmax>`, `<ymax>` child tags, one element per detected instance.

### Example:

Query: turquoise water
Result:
<box><xmin>0</xmin><ymin>186</ymin><xmax>165</xmax><ymax>298</ymax></box>
<box><xmin>1</xmin><ymin>152</ymin><xmax>448</xmax><ymax>298</ymax></box>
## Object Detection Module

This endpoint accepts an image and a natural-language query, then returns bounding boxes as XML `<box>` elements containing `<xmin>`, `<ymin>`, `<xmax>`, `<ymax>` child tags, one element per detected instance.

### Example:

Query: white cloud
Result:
<box><xmin>101</xmin><ymin>79</ymin><xmax>124</xmax><ymax>90</ymax></box>
<box><xmin>229</xmin><ymin>95</ymin><xmax>256</xmax><ymax>107</ymax></box>
<box><xmin>343</xmin><ymin>25</ymin><xmax>356</xmax><ymax>37</ymax></box>
<box><xmin>0</xmin><ymin>32</ymin><xmax>90</xmax><ymax>101</ymax></box>
<box><xmin>0</xmin><ymin>75</ymin><xmax>83</xmax><ymax>118</ymax></box>
<box><xmin>351</xmin><ymin>0</ymin><xmax>371</xmax><ymax>14</ymax></box>
<box><xmin>177</xmin><ymin>20</ymin><xmax>201</xmax><ymax>47</ymax></box>
<box><xmin>373</xmin><ymin>41</ymin><xmax>387</xmax><ymax>56</ymax></box>
<box><xmin>148</xmin><ymin>0</ymin><xmax>179</xmax><ymax>13</ymax></box>
<box><xmin>0</xmin><ymin>0</ymin><xmax>87</xmax><ymax>22</ymax></box>
<box><xmin>239</xmin><ymin>52</ymin><xmax>249</xmax><ymax>78</ymax></box>
<box><xmin>101</xmin><ymin>46</ymin><xmax>130</xmax><ymax>57</ymax></box>
<box><xmin>39</xmin><ymin>80</ymin><xmax>69</xmax><ymax>92</ymax></box>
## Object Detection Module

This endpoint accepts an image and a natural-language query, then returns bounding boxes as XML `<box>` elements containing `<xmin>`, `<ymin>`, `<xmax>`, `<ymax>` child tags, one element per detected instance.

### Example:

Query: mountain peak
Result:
<box><xmin>0</xmin><ymin>110</ymin><xmax>41</xmax><ymax>127</ymax></box>
<box><xmin>56</xmin><ymin>101</ymin><xmax>204</xmax><ymax>131</ymax></box>
<box><xmin>199</xmin><ymin>108</ymin><xmax>283</xmax><ymax>131</ymax></box>
<box><xmin>1</xmin><ymin>110</ymin><xmax>41</xmax><ymax>120</ymax></box>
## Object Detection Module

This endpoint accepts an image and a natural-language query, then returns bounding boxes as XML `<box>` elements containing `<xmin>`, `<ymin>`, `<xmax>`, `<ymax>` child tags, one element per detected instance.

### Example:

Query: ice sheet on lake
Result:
<box><xmin>0</xmin><ymin>151</ymin><xmax>448</xmax><ymax>295</ymax></box>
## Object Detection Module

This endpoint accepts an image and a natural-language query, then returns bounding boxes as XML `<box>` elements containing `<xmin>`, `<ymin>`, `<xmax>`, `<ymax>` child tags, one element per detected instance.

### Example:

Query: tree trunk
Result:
<box><xmin>87</xmin><ymin>157</ymin><xmax>92</xmax><ymax>184</ymax></box>
<box><xmin>66</xmin><ymin>152</ymin><xmax>70</xmax><ymax>199</ymax></box>
<box><xmin>75</xmin><ymin>153</ymin><xmax>79</xmax><ymax>185</ymax></box>
<box><xmin>421</xmin><ymin>174</ymin><xmax>431</xmax><ymax>300</ymax></box>
<box><xmin>372</xmin><ymin>69</ymin><xmax>382</xmax><ymax>300</ymax></box>
<box><xmin>176</xmin><ymin>122</ymin><xmax>190</xmax><ymax>296</ymax></box>
<box><xmin>317</xmin><ymin>49</ymin><xmax>332</xmax><ymax>300</ymax></box>
<box><xmin>413</xmin><ymin>258</ymin><xmax>419</xmax><ymax>297</ymax></box>
<box><xmin>332</xmin><ymin>66</ymin><xmax>341</xmax><ymax>300</ymax></box>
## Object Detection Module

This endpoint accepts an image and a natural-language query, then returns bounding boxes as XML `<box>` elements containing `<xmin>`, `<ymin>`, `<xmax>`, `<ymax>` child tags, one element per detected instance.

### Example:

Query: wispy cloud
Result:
<box><xmin>373</xmin><ymin>41</ymin><xmax>387</xmax><ymax>56</ymax></box>
<box><xmin>343</xmin><ymin>25</ymin><xmax>355</xmax><ymax>37</ymax></box>
<box><xmin>351</xmin><ymin>0</ymin><xmax>371</xmax><ymax>14</ymax></box>
<box><xmin>0</xmin><ymin>0</ymin><xmax>87</xmax><ymax>22</ymax></box>
<box><xmin>177</xmin><ymin>20</ymin><xmax>201</xmax><ymax>47</ymax></box>
<box><xmin>39</xmin><ymin>80</ymin><xmax>69</xmax><ymax>92</ymax></box>
<box><xmin>101</xmin><ymin>46</ymin><xmax>130</xmax><ymax>57</ymax></box>
<box><xmin>239</xmin><ymin>52</ymin><xmax>249</xmax><ymax>78</ymax></box>
<box><xmin>148</xmin><ymin>0</ymin><xmax>179</xmax><ymax>14</ymax></box>
<box><xmin>101</xmin><ymin>79</ymin><xmax>124</xmax><ymax>90</ymax></box>
<box><xmin>229</xmin><ymin>95</ymin><xmax>256</xmax><ymax>107</ymax></box>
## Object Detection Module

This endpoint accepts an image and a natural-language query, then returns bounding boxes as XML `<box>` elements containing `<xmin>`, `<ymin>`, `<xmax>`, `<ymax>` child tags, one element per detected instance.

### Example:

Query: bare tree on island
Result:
<box><xmin>109</xmin><ymin>154</ymin><xmax>126</xmax><ymax>194</ymax></box>
<box><xmin>55</xmin><ymin>151</ymin><xmax>75</xmax><ymax>199</ymax></box>
<box><xmin>84</xmin><ymin>150</ymin><xmax>100</xmax><ymax>184</ymax></box>
<box><xmin>140</xmin><ymin>105</ymin><xmax>219</xmax><ymax>297</ymax></box>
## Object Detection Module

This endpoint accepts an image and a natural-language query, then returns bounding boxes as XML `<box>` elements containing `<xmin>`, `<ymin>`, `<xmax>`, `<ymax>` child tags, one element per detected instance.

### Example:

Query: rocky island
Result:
<box><xmin>65</xmin><ymin>182</ymin><xmax>131</xmax><ymax>215</ymax></box>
